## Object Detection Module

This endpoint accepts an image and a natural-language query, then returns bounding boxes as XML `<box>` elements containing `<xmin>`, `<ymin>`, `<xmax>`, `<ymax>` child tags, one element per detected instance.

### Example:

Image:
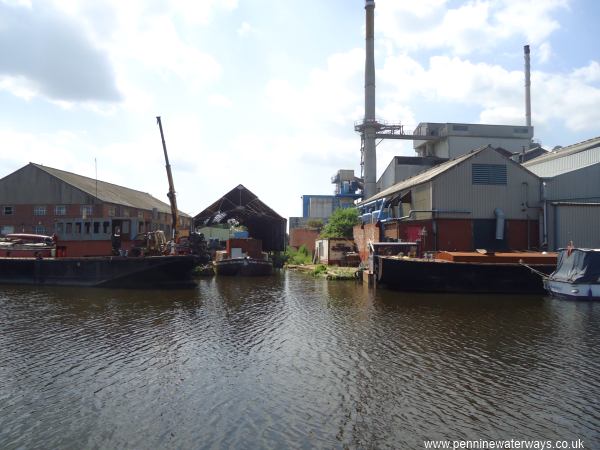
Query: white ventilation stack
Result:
<box><xmin>524</xmin><ymin>45</ymin><xmax>531</xmax><ymax>128</ymax></box>
<box><xmin>363</xmin><ymin>0</ymin><xmax>377</xmax><ymax>199</ymax></box>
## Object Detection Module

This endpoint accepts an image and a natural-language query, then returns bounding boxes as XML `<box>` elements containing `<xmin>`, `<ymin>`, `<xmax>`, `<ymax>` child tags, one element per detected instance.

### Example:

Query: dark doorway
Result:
<box><xmin>473</xmin><ymin>219</ymin><xmax>507</xmax><ymax>251</ymax></box>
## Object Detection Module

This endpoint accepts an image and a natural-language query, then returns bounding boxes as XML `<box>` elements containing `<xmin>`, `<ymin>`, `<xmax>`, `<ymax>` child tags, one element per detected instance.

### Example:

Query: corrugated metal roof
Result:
<box><xmin>359</xmin><ymin>146</ymin><xmax>488</xmax><ymax>204</ymax></box>
<box><xmin>32</xmin><ymin>163</ymin><xmax>189</xmax><ymax>216</ymax></box>
<box><xmin>523</xmin><ymin>136</ymin><xmax>600</xmax><ymax>177</ymax></box>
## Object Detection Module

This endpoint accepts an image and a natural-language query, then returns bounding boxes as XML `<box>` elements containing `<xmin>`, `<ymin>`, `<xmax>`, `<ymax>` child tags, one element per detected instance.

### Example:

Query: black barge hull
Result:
<box><xmin>376</xmin><ymin>256</ymin><xmax>555</xmax><ymax>294</ymax></box>
<box><xmin>0</xmin><ymin>255</ymin><xmax>199</xmax><ymax>288</ymax></box>
<box><xmin>215</xmin><ymin>258</ymin><xmax>273</xmax><ymax>276</ymax></box>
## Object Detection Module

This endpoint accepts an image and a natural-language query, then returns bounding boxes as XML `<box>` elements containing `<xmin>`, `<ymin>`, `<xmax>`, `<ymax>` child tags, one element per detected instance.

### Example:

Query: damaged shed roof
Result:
<box><xmin>193</xmin><ymin>184</ymin><xmax>286</xmax><ymax>252</ymax></box>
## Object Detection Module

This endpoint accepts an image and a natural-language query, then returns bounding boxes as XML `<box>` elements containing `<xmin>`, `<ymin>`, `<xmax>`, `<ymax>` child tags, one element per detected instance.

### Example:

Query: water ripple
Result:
<box><xmin>0</xmin><ymin>274</ymin><xmax>598</xmax><ymax>448</ymax></box>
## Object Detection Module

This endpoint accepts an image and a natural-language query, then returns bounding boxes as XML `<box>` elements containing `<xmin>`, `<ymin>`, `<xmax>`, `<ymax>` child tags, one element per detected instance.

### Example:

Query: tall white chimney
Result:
<box><xmin>363</xmin><ymin>0</ymin><xmax>377</xmax><ymax>199</ymax></box>
<box><xmin>524</xmin><ymin>44</ymin><xmax>531</xmax><ymax>128</ymax></box>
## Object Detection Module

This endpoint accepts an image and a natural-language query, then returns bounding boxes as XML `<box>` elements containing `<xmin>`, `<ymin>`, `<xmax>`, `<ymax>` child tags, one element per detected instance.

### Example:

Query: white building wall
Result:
<box><xmin>544</xmin><ymin>164</ymin><xmax>600</xmax><ymax>202</ymax></box>
<box><xmin>412</xmin><ymin>183</ymin><xmax>433</xmax><ymax>220</ymax></box>
<box><xmin>309</xmin><ymin>198</ymin><xmax>334</xmax><ymax>218</ymax></box>
<box><xmin>446</xmin><ymin>136</ymin><xmax>530</xmax><ymax>159</ymax></box>
<box><xmin>432</xmin><ymin>148</ymin><xmax>541</xmax><ymax>219</ymax></box>
<box><xmin>549</xmin><ymin>203</ymin><xmax>600</xmax><ymax>250</ymax></box>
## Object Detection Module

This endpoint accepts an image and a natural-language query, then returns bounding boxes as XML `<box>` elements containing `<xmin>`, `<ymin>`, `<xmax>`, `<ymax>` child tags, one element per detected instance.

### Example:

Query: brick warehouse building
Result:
<box><xmin>0</xmin><ymin>163</ymin><xmax>191</xmax><ymax>256</ymax></box>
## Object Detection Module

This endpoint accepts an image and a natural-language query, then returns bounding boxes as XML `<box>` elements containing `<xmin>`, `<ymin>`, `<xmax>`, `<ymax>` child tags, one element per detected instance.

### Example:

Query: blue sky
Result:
<box><xmin>0</xmin><ymin>0</ymin><xmax>599</xmax><ymax>222</ymax></box>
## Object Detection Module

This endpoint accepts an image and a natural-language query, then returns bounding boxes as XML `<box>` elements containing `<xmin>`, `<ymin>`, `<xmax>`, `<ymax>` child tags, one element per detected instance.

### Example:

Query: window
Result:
<box><xmin>34</xmin><ymin>206</ymin><xmax>47</xmax><ymax>216</ymax></box>
<box><xmin>108</xmin><ymin>206</ymin><xmax>116</xmax><ymax>217</ymax></box>
<box><xmin>138</xmin><ymin>222</ymin><xmax>144</xmax><ymax>233</ymax></box>
<box><xmin>84</xmin><ymin>222</ymin><xmax>91</xmax><ymax>234</ymax></box>
<box><xmin>81</xmin><ymin>205</ymin><xmax>93</xmax><ymax>218</ymax></box>
<box><xmin>93</xmin><ymin>222</ymin><xmax>100</xmax><ymax>234</ymax></box>
<box><xmin>34</xmin><ymin>225</ymin><xmax>46</xmax><ymax>234</ymax></box>
<box><xmin>66</xmin><ymin>222</ymin><xmax>73</xmax><ymax>234</ymax></box>
<box><xmin>3</xmin><ymin>206</ymin><xmax>14</xmax><ymax>215</ymax></box>
<box><xmin>1</xmin><ymin>225</ymin><xmax>15</xmax><ymax>234</ymax></box>
<box><xmin>75</xmin><ymin>222</ymin><xmax>82</xmax><ymax>234</ymax></box>
<box><xmin>122</xmin><ymin>221</ymin><xmax>129</xmax><ymax>234</ymax></box>
<box><xmin>472</xmin><ymin>164</ymin><xmax>507</xmax><ymax>185</ymax></box>
<box><xmin>103</xmin><ymin>221</ymin><xmax>110</xmax><ymax>234</ymax></box>
<box><xmin>137</xmin><ymin>211</ymin><xmax>144</xmax><ymax>219</ymax></box>
<box><xmin>452</xmin><ymin>124</ymin><xmax>469</xmax><ymax>131</ymax></box>
<box><xmin>55</xmin><ymin>205</ymin><xmax>66</xmax><ymax>216</ymax></box>
<box><xmin>55</xmin><ymin>223</ymin><xmax>64</xmax><ymax>234</ymax></box>
<box><xmin>123</xmin><ymin>209</ymin><xmax>130</xmax><ymax>217</ymax></box>
<box><xmin>513</xmin><ymin>127</ymin><xmax>529</xmax><ymax>134</ymax></box>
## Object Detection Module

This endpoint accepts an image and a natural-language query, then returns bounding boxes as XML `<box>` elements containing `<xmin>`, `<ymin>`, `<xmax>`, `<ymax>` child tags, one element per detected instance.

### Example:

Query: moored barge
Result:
<box><xmin>376</xmin><ymin>250</ymin><xmax>557</xmax><ymax>294</ymax></box>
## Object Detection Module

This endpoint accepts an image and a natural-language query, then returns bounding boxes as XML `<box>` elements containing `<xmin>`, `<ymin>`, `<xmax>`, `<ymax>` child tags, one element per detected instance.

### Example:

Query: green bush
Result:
<box><xmin>285</xmin><ymin>245</ymin><xmax>313</xmax><ymax>265</ymax></box>
<box><xmin>320</xmin><ymin>207</ymin><xmax>360</xmax><ymax>239</ymax></box>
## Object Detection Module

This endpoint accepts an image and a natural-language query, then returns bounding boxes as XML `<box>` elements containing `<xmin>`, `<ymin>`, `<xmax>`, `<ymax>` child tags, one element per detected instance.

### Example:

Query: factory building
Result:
<box><xmin>289</xmin><ymin>169</ymin><xmax>361</xmax><ymax>252</ymax></box>
<box><xmin>413</xmin><ymin>123</ymin><xmax>533</xmax><ymax>159</ymax></box>
<box><xmin>375</xmin><ymin>123</ymin><xmax>535</xmax><ymax>193</ymax></box>
<box><xmin>523</xmin><ymin>136</ymin><xmax>600</xmax><ymax>249</ymax></box>
<box><xmin>357</xmin><ymin>146</ymin><xmax>542</xmax><ymax>255</ymax></box>
<box><xmin>0</xmin><ymin>163</ymin><xmax>191</xmax><ymax>256</ymax></box>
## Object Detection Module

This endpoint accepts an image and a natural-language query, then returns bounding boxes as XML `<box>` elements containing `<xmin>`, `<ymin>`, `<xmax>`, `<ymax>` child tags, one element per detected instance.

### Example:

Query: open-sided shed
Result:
<box><xmin>193</xmin><ymin>185</ymin><xmax>286</xmax><ymax>252</ymax></box>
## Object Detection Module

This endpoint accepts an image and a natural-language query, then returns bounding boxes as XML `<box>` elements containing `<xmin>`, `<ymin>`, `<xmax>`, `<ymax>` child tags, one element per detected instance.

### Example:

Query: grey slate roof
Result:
<box><xmin>32</xmin><ymin>163</ymin><xmax>189</xmax><ymax>217</ymax></box>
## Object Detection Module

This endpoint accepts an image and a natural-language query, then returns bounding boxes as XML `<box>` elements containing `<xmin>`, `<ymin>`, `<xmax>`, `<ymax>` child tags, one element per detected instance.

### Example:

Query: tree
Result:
<box><xmin>320</xmin><ymin>207</ymin><xmax>360</xmax><ymax>239</ymax></box>
<box><xmin>306</xmin><ymin>218</ymin><xmax>324</xmax><ymax>230</ymax></box>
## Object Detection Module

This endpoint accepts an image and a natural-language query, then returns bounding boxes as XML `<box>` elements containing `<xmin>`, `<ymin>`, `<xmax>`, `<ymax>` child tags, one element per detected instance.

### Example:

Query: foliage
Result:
<box><xmin>312</xmin><ymin>264</ymin><xmax>328</xmax><ymax>276</ymax></box>
<box><xmin>306</xmin><ymin>218</ymin><xmax>324</xmax><ymax>230</ymax></box>
<box><xmin>320</xmin><ymin>207</ymin><xmax>360</xmax><ymax>239</ymax></box>
<box><xmin>285</xmin><ymin>245</ymin><xmax>313</xmax><ymax>265</ymax></box>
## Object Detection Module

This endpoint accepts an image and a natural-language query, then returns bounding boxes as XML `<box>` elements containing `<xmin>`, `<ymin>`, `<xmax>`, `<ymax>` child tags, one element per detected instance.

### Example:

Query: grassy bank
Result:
<box><xmin>286</xmin><ymin>264</ymin><xmax>360</xmax><ymax>280</ymax></box>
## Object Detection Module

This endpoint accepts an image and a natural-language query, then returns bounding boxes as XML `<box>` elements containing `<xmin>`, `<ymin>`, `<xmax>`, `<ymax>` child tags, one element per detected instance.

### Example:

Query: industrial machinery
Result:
<box><xmin>156</xmin><ymin>116</ymin><xmax>179</xmax><ymax>240</ymax></box>
<box><xmin>129</xmin><ymin>230</ymin><xmax>168</xmax><ymax>257</ymax></box>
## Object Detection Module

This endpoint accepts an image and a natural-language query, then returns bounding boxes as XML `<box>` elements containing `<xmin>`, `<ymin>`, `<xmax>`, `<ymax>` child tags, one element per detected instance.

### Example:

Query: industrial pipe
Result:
<box><xmin>524</xmin><ymin>45</ymin><xmax>531</xmax><ymax>128</ymax></box>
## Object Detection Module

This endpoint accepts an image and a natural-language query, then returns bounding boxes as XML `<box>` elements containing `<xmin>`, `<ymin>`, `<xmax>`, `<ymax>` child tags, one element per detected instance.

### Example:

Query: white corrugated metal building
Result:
<box><xmin>524</xmin><ymin>136</ymin><xmax>600</xmax><ymax>250</ymax></box>
<box><xmin>358</xmin><ymin>146</ymin><xmax>542</xmax><ymax>252</ymax></box>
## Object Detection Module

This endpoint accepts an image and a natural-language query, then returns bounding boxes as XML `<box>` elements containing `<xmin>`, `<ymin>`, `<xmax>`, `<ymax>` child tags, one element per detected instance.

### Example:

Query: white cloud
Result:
<box><xmin>208</xmin><ymin>94</ymin><xmax>233</xmax><ymax>109</ymax></box>
<box><xmin>377</xmin><ymin>0</ymin><xmax>569</xmax><ymax>55</ymax></box>
<box><xmin>376</xmin><ymin>52</ymin><xmax>600</xmax><ymax>134</ymax></box>
<box><xmin>237</xmin><ymin>21</ymin><xmax>254</xmax><ymax>37</ymax></box>
<box><xmin>538</xmin><ymin>42</ymin><xmax>553</xmax><ymax>64</ymax></box>
<box><xmin>266</xmin><ymin>48</ymin><xmax>363</xmax><ymax>127</ymax></box>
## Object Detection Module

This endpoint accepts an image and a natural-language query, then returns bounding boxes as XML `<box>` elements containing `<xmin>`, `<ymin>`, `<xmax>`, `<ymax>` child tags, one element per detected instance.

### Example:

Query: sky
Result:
<box><xmin>1</xmin><ymin>0</ymin><xmax>599</xmax><ymax>222</ymax></box>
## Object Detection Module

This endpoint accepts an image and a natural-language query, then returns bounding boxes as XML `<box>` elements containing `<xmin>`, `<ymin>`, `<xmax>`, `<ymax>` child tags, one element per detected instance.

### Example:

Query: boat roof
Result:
<box><xmin>552</xmin><ymin>247</ymin><xmax>600</xmax><ymax>284</ymax></box>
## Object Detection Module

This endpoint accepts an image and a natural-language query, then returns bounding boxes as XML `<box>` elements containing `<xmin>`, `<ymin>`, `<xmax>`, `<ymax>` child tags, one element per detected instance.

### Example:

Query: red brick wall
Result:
<box><xmin>382</xmin><ymin>222</ymin><xmax>399</xmax><ymax>240</ymax></box>
<box><xmin>289</xmin><ymin>228</ymin><xmax>320</xmax><ymax>254</ymax></box>
<box><xmin>59</xmin><ymin>240</ymin><xmax>113</xmax><ymax>257</ymax></box>
<box><xmin>353</xmin><ymin>223</ymin><xmax>380</xmax><ymax>262</ymax></box>
<box><xmin>226</xmin><ymin>238</ymin><xmax>263</xmax><ymax>259</ymax></box>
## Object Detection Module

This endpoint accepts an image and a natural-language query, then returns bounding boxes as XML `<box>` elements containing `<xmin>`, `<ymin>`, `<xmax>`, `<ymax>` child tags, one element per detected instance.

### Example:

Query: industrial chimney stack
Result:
<box><xmin>524</xmin><ymin>45</ymin><xmax>531</xmax><ymax>128</ymax></box>
<box><xmin>362</xmin><ymin>0</ymin><xmax>377</xmax><ymax>200</ymax></box>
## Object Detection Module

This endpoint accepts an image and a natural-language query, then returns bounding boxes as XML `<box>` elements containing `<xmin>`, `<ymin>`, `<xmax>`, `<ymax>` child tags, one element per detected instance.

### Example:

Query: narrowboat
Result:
<box><xmin>544</xmin><ymin>247</ymin><xmax>600</xmax><ymax>300</ymax></box>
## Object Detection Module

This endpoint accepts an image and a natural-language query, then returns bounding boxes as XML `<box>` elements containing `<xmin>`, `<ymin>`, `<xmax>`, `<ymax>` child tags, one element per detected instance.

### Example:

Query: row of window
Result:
<box><xmin>53</xmin><ymin>221</ymin><xmax>168</xmax><ymax>236</ymax></box>
<box><xmin>2</xmin><ymin>205</ymin><xmax>148</xmax><ymax>219</ymax></box>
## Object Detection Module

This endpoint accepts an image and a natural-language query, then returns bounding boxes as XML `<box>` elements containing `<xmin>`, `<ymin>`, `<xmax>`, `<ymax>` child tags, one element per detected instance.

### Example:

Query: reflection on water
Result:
<box><xmin>0</xmin><ymin>272</ymin><xmax>598</xmax><ymax>449</ymax></box>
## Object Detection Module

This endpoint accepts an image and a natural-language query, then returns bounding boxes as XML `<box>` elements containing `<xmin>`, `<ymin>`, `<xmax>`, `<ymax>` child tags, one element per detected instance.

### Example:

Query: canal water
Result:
<box><xmin>1</xmin><ymin>271</ymin><xmax>598</xmax><ymax>449</ymax></box>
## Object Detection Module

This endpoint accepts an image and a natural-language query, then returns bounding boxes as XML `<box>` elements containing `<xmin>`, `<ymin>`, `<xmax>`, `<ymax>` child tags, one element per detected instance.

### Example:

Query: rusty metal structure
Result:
<box><xmin>194</xmin><ymin>185</ymin><xmax>286</xmax><ymax>252</ymax></box>
<box><xmin>156</xmin><ymin>116</ymin><xmax>179</xmax><ymax>239</ymax></box>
